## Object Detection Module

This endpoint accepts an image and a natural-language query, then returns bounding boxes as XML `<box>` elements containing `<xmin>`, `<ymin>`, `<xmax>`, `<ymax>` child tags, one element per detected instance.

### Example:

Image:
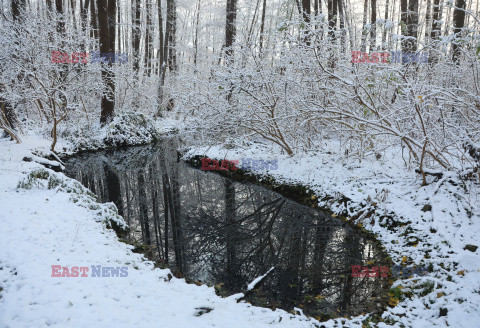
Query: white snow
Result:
<box><xmin>246</xmin><ymin>267</ymin><xmax>275</xmax><ymax>291</ymax></box>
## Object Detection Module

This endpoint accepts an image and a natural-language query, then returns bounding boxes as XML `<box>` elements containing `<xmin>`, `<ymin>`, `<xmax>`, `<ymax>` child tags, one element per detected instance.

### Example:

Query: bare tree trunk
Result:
<box><xmin>400</xmin><ymin>0</ymin><xmax>408</xmax><ymax>52</ymax></box>
<box><xmin>301</xmin><ymin>0</ymin><xmax>311</xmax><ymax>44</ymax></box>
<box><xmin>425</xmin><ymin>0</ymin><xmax>431</xmax><ymax>41</ymax></box>
<box><xmin>166</xmin><ymin>0</ymin><xmax>177</xmax><ymax>72</ymax></box>
<box><xmin>406</xmin><ymin>0</ymin><xmax>419</xmax><ymax>52</ymax></box>
<box><xmin>381</xmin><ymin>0</ymin><xmax>389</xmax><ymax>49</ymax></box>
<box><xmin>2</xmin><ymin>0</ymin><xmax>25</xmax><ymax>137</ymax></box>
<box><xmin>225</xmin><ymin>0</ymin><xmax>237</xmax><ymax>62</ymax></box>
<box><xmin>11</xmin><ymin>0</ymin><xmax>25</xmax><ymax>18</ymax></box>
<box><xmin>328</xmin><ymin>0</ymin><xmax>337</xmax><ymax>42</ymax></box>
<box><xmin>343</xmin><ymin>0</ymin><xmax>355</xmax><ymax>50</ymax></box>
<box><xmin>259</xmin><ymin>0</ymin><xmax>267</xmax><ymax>51</ymax></box>
<box><xmin>193</xmin><ymin>0</ymin><xmax>201</xmax><ymax>64</ymax></box>
<box><xmin>370</xmin><ymin>0</ymin><xmax>376</xmax><ymax>51</ymax></box>
<box><xmin>98</xmin><ymin>0</ymin><xmax>116</xmax><ymax>124</ymax></box>
<box><xmin>90</xmin><ymin>0</ymin><xmax>98</xmax><ymax>40</ymax></box>
<box><xmin>145</xmin><ymin>0</ymin><xmax>153</xmax><ymax>76</ymax></box>
<box><xmin>81</xmin><ymin>0</ymin><xmax>90</xmax><ymax>27</ymax></box>
<box><xmin>451</xmin><ymin>0</ymin><xmax>466</xmax><ymax>63</ymax></box>
<box><xmin>338</xmin><ymin>0</ymin><xmax>346</xmax><ymax>52</ymax></box>
<box><xmin>132</xmin><ymin>0</ymin><xmax>141</xmax><ymax>72</ymax></box>
<box><xmin>156</xmin><ymin>0</ymin><xmax>165</xmax><ymax>116</ymax></box>
<box><xmin>360</xmin><ymin>0</ymin><xmax>368</xmax><ymax>52</ymax></box>
<box><xmin>55</xmin><ymin>0</ymin><xmax>65</xmax><ymax>33</ymax></box>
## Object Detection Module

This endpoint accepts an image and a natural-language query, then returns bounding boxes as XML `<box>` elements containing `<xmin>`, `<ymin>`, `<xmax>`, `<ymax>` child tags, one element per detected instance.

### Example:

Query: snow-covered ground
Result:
<box><xmin>184</xmin><ymin>140</ymin><xmax>480</xmax><ymax>328</ymax></box>
<box><xmin>1</xmin><ymin>128</ymin><xmax>479</xmax><ymax>327</ymax></box>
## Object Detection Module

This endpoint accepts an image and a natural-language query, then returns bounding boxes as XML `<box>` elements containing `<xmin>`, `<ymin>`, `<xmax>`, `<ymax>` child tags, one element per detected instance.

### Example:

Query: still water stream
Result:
<box><xmin>64</xmin><ymin>138</ymin><xmax>391</xmax><ymax>320</ymax></box>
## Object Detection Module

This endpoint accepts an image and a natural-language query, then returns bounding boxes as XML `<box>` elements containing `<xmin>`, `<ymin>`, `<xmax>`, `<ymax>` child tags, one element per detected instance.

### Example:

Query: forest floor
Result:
<box><xmin>0</xmin><ymin>121</ymin><xmax>479</xmax><ymax>328</ymax></box>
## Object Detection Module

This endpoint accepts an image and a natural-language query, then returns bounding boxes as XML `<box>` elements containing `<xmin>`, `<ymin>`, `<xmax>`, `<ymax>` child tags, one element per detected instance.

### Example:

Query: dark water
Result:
<box><xmin>64</xmin><ymin>139</ymin><xmax>391</xmax><ymax>320</ymax></box>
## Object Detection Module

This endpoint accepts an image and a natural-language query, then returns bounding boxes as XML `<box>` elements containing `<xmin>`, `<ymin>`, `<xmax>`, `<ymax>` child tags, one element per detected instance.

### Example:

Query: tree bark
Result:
<box><xmin>132</xmin><ymin>0</ymin><xmax>141</xmax><ymax>72</ymax></box>
<box><xmin>360</xmin><ymin>0</ymin><xmax>368</xmax><ymax>52</ymax></box>
<box><xmin>259</xmin><ymin>0</ymin><xmax>267</xmax><ymax>51</ymax></box>
<box><xmin>12</xmin><ymin>0</ymin><xmax>25</xmax><ymax>19</ymax></box>
<box><xmin>406</xmin><ymin>0</ymin><xmax>419</xmax><ymax>52</ymax></box>
<box><xmin>381</xmin><ymin>0</ymin><xmax>389</xmax><ymax>49</ymax></box>
<box><xmin>166</xmin><ymin>0</ymin><xmax>177</xmax><ymax>72</ymax></box>
<box><xmin>400</xmin><ymin>0</ymin><xmax>408</xmax><ymax>52</ymax></box>
<box><xmin>425</xmin><ymin>0</ymin><xmax>431</xmax><ymax>40</ymax></box>
<box><xmin>370</xmin><ymin>0</ymin><xmax>376</xmax><ymax>51</ymax></box>
<box><xmin>90</xmin><ymin>0</ymin><xmax>98</xmax><ymax>40</ymax></box>
<box><xmin>145</xmin><ymin>0</ymin><xmax>153</xmax><ymax>76</ymax></box>
<box><xmin>98</xmin><ymin>0</ymin><xmax>116</xmax><ymax>124</ymax></box>
<box><xmin>225</xmin><ymin>0</ymin><xmax>237</xmax><ymax>61</ymax></box>
<box><xmin>3</xmin><ymin>0</ymin><xmax>25</xmax><ymax>136</ymax></box>
<box><xmin>451</xmin><ymin>0</ymin><xmax>466</xmax><ymax>63</ymax></box>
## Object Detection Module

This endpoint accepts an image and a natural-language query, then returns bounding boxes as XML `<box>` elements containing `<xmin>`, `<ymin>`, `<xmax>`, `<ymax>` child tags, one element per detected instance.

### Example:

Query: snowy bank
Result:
<box><xmin>184</xmin><ymin>141</ymin><xmax>480</xmax><ymax>328</ymax></box>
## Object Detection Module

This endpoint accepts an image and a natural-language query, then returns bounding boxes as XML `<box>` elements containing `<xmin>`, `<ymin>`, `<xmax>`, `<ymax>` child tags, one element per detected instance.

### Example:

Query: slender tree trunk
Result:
<box><xmin>382</xmin><ymin>0</ymin><xmax>389</xmax><ymax>49</ymax></box>
<box><xmin>81</xmin><ymin>0</ymin><xmax>90</xmax><ymax>27</ymax></box>
<box><xmin>2</xmin><ymin>0</ymin><xmax>25</xmax><ymax>137</ymax></box>
<box><xmin>156</xmin><ymin>0</ymin><xmax>165</xmax><ymax>116</ymax></box>
<box><xmin>400</xmin><ymin>0</ymin><xmax>408</xmax><ymax>52</ymax></box>
<box><xmin>328</xmin><ymin>0</ymin><xmax>337</xmax><ymax>42</ymax></box>
<box><xmin>425</xmin><ymin>0</ymin><xmax>431</xmax><ymax>40</ymax></box>
<box><xmin>11</xmin><ymin>0</ymin><xmax>25</xmax><ymax>18</ymax></box>
<box><xmin>224</xmin><ymin>0</ymin><xmax>237</xmax><ymax>102</ymax></box>
<box><xmin>360</xmin><ymin>0</ymin><xmax>369</xmax><ymax>52</ymax></box>
<box><xmin>90</xmin><ymin>0</ymin><xmax>98</xmax><ymax>40</ymax></box>
<box><xmin>259</xmin><ymin>0</ymin><xmax>267</xmax><ymax>51</ymax></box>
<box><xmin>225</xmin><ymin>0</ymin><xmax>237</xmax><ymax>61</ymax></box>
<box><xmin>193</xmin><ymin>0</ymin><xmax>201</xmax><ymax>64</ymax></box>
<box><xmin>301</xmin><ymin>0</ymin><xmax>311</xmax><ymax>45</ymax></box>
<box><xmin>98</xmin><ymin>0</ymin><xmax>116</xmax><ymax>124</ymax></box>
<box><xmin>339</xmin><ymin>0</ymin><xmax>346</xmax><ymax>51</ymax></box>
<box><xmin>55</xmin><ymin>0</ymin><xmax>65</xmax><ymax>33</ymax></box>
<box><xmin>132</xmin><ymin>0</ymin><xmax>141</xmax><ymax>72</ymax></box>
<box><xmin>406</xmin><ymin>0</ymin><xmax>419</xmax><ymax>52</ymax></box>
<box><xmin>166</xmin><ymin>0</ymin><xmax>177</xmax><ymax>72</ymax></box>
<box><xmin>145</xmin><ymin>0</ymin><xmax>153</xmax><ymax>76</ymax></box>
<box><xmin>370</xmin><ymin>0</ymin><xmax>376</xmax><ymax>51</ymax></box>
<box><xmin>451</xmin><ymin>0</ymin><xmax>466</xmax><ymax>63</ymax></box>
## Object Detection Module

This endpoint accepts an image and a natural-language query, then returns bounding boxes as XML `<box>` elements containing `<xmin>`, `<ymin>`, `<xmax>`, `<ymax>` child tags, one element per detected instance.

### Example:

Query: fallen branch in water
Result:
<box><xmin>227</xmin><ymin>267</ymin><xmax>275</xmax><ymax>303</ymax></box>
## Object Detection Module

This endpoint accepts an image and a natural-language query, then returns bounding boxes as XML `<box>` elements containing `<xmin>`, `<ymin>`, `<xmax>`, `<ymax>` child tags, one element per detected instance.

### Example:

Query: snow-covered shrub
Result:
<box><xmin>17</xmin><ymin>168</ymin><xmax>127</xmax><ymax>229</ymax></box>
<box><xmin>174</xmin><ymin>18</ymin><xmax>480</xmax><ymax>180</ymax></box>
<box><xmin>103</xmin><ymin>112</ymin><xmax>160</xmax><ymax>147</ymax></box>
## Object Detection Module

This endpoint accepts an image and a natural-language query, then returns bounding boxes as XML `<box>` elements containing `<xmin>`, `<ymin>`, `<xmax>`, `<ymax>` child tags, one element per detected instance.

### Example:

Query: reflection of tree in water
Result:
<box><xmin>65</xmin><ymin>139</ymin><xmax>390</xmax><ymax>318</ymax></box>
